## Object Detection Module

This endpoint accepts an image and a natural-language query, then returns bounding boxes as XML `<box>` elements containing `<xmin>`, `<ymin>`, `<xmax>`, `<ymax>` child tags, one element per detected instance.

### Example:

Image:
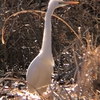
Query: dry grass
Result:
<box><xmin>0</xmin><ymin>0</ymin><xmax>100</xmax><ymax>99</ymax></box>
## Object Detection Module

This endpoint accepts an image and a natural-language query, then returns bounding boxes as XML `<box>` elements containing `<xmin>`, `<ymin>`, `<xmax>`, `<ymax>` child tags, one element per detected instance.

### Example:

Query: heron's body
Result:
<box><xmin>26</xmin><ymin>53</ymin><xmax>54</xmax><ymax>93</ymax></box>
<box><xmin>26</xmin><ymin>0</ymin><xmax>55</xmax><ymax>94</ymax></box>
<box><xmin>26</xmin><ymin>0</ymin><xmax>79</xmax><ymax>94</ymax></box>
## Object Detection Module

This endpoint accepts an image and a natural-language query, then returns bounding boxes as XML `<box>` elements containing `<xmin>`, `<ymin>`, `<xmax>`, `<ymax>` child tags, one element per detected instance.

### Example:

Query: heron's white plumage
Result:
<box><xmin>26</xmin><ymin>0</ymin><xmax>79</xmax><ymax>94</ymax></box>
<box><xmin>26</xmin><ymin>54</ymin><xmax>54</xmax><ymax>93</ymax></box>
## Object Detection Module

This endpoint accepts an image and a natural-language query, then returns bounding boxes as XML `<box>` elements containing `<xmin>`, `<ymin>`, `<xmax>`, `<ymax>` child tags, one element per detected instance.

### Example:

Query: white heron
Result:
<box><xmin>26</xmin><ymin>0</ymin><xmax>79</xmax><ymax>94</ymax></box>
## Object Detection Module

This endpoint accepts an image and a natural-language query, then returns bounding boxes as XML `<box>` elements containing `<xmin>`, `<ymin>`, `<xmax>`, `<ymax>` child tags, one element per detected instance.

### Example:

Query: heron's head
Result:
<box><xmin>48</xmin><ymin>0</ymin><xmax>79</xmax><ymax>9</ymax></box>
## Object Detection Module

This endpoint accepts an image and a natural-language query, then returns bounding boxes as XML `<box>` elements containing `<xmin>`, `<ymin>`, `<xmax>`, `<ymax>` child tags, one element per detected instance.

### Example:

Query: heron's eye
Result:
<box><xmin>58</xmin><ymin>2</ymin><xmax>62</xmax><ymax>4</ymax></box>
<box><xmin>58</xmin><ymin>1</ymin><xmax>65</xmax><ymax>5</ymax></box>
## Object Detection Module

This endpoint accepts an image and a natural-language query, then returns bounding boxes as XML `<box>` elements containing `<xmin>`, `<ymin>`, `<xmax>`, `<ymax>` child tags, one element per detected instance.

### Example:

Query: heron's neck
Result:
<box><xmin>40</xmin><ymin>6</ymin><xmax>54</xmax><ymax>57</ymax></box>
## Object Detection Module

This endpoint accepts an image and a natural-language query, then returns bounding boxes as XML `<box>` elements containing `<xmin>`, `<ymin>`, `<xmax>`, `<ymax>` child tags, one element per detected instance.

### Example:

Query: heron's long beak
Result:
<box><xmin>66</xmin><ymin>1</ymin><xmax>79</xmax><ymax>5</ymax></box>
